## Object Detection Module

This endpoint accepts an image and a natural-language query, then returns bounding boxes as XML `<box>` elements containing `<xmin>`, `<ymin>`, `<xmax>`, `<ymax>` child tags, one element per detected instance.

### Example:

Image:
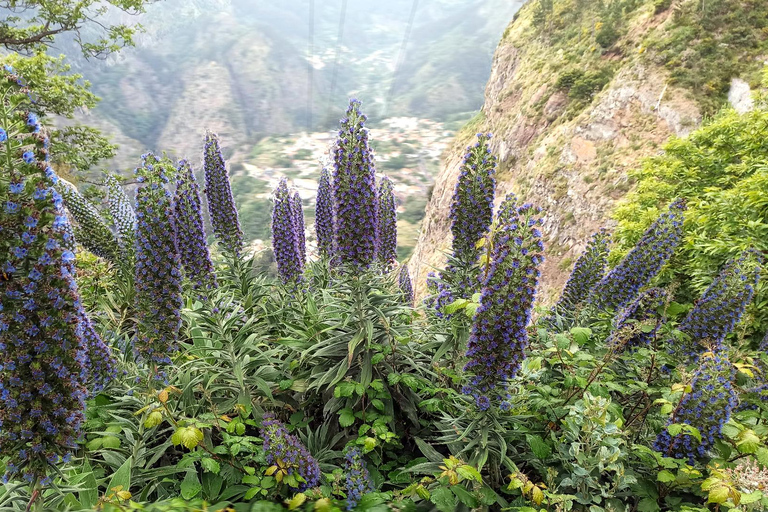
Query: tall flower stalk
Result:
<box><xmin>272</xmin><ymin>178</ymin><xmax>304</xmax><ymax>284</ymax></box>
<box><xmin>588</xmin><ymin>199</ymin><xmax>686</xmax><ymax>311</ymax></box>
<box><xmin>134</xmin><ymin>153</ymin><xmax>183</xmax><ymax>373</ymax></box>
<box><xmin>332</xmin><ymin>99</ymin><xmax>379</xmax><ymax>268</ymax></box>
<box><xmin>174</xmin><ymin>159</ymin><xmax>218</xmax><ymax>298</ymax></box>
<box><xmin>105</xmin><ymin>173</ymin><xmax>136</xmax><ymax>262</ymax></box>
<box><xmin>399</xmin><ymin>265</ymin><xmax>414</xmax><ymax>306</ymax></box>
<box><xmin>203</xmin><ymin>131</ymin><xmax>243</xmax><ymax>255</ymax></box>
<box><xmin>58</xmin><ymin>178</ymin><xmax>119</xmax><ymax>263</ymax></box>
<box><xmin>449</xmin><ymin>132</ymin><xmax>496</xmax><ymax>267</ymax></box>
<box><xmin>607</xmin><ymin>288</ymin><xmax>668</xmax><ymax>352</ymax></box>
<box><xmin>673</xmin><ymin>249</ymin><xmax>762</xmax><ymax>357</ymax></box>
<box><xmin>315</xmin><ymin>167</ymin><xmax>335</xmax><ymax>259</ymax></box>
<box><xmin>377</xmin><ymin>175</ymin><xmax>397</xmax><ymax>270</ymax></box>
<box><xmin>0</xmin><ymin>67</ymin><xmax>88</xmax><ymax>483</ymax></box>
<box><xmin>549</xmin><ymin>229</ymin><xmax>610</xmax><ymax>321</ymax></box>
<box><xmin>463</xmin><ymin>202</ymin><xmax>544</xmax><ymax>409</ymax></box>
<box><xmin>653</xmin><ymin>351</ymin><xmax>737</xmax><ymax>463</ymax></box>
<box><xmin>260</xmin><ymin>413</ymin><xmax>320</xmax><ymax>491</ymax></box>
<box><xmin>291</xmin><ymin>191</ymin><xmax>307</xmax><ymax>267</ymax></box>
<box><xmin>343</xmin><ymin>447</ymin><xmax>374</xmax><ymax>510</ymax></box>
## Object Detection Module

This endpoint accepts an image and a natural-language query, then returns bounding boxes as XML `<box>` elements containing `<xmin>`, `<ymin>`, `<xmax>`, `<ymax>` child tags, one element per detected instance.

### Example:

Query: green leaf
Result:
<box><xmin>737</xmin><ymin>429</ymin><xmax>761</xmax><ymax>454</ymax></box>
<box><xmin>338</xmin><ymin>408</ymin><xmax>355</xmax><ymax>428</ymax></box>
<box><xmin>637</xmin><ymin>497</ymin><xmax>661</xmax><ymax>512</ymax></box>
<box><xmin>363</xmin><ymin>437</ymin><xmax>377</xmax><ymax>452</ymax></box>
<box><xmin>526</xmin><ymin>434</ymin><xmax>552</xmax><ymax>459</ymax></box>
<box><xmin>101</xmin><ymin>436</ymin><xmax>120</xmax><ymax>449</ymax></box>
<box><xmin>180</xmin><ymin>471</ymin><xmax>202</xmax><ymax>500</ymax></box>
<box><xmin>570</xmin><ymin>327</ymin><xmax>591</xmax><ymax>344</ymax></box>
<box><xmin>430</xmin><ymin>487</ymin><xmax>457</xmax><ymax>512</ymax></box>
<box><xmin>201</xmin><ymin>457</ymin><xmax>221</xmax><ymax>474</ymax></box>
<box><xmin>656</xmin><ymin>470</ymin><xmax>675</xmax><ymax>483</ymax></box>
<box><xmin>78</xmin><ymin>460</ymin><xmax>98</xmax><ymax>509</ymax></box>
<box><xmin>667</xmin><ymin>424</ymin><xmax>683</xmax><ymax>436</ymax></box>
<box><xmin>456</xmin><ymin>465</ymin><xmax>482</xmax><ymax>482</ymax></box>
<box><xmin>107</xmin><ymin>456</ymin><xmax>132</xmax><ymax>496</ymax></box>
<box><xmin>451</xmin><ymin>485</ymin><xmax>479</xmax><ymax>507</ymax></box>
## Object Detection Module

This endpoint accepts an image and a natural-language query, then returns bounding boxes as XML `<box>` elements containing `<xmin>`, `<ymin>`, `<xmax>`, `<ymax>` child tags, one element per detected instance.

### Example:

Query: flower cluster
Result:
<box><xmin>271</xmin><ymin>179</ymin><xmax>304</xmax><ymax>283</ymax></box>
<box><xmin>449</xmin><ymin>133</ymin><xmax>496</xmax><ymax>267</ymax></box>
<box><xmin>104</xmin><ymin>174</ymin><xmax>136</xmax><ymax>261</ymax></box>
<box><xmin>79</xmin><ymin>311</ymin><xmax>118</xmax><ymax>394</ymax></box>
<box><xmin>424</xmin><ymin>271</ymin><xmax>456</xmax><ymax>319</ymax></box>
<box><xmin>673</xmin><ymin>249</ymin><xmax>762</xmax><ymax>358</ymax></box>
<box><xmin>0</xmin><ymin>69</ymin><xmax>88</xmax><ymax>482</ymax></box>
<box><xmin>291</xmin><ymin>191</ymin><xmax>307</xmax><ymax>267</ymax></box>
<box><xmin>173</xmin><ymin>160</ymin><xmax>218</xmax><ymax>298</ymax></box>
<box><xmin>315</xmin><ymin>167</ymin><xmax>335</xmax><ymax>259</ymax></box>
<box><xmin>260</xmin><ymin>413</ymin><xmax>320</xmax><ymax>491</ymax></box>
<box><xmin>589</xmin><ymin>199</ymin><xmax>686</xmax><ymax>312</ymax></box>
<box><xmin>203</xmin><ymin>131</ymin><xmax>243</xmax><ymax>255</ymax></box>
<box><xmin>399</xmin><ymin>265</ymin><xmax>414</xmax><ymax>306</ymax></box>
<box><xmin>463</xmin><ymin>203</ymin><xmax>544</xmax><ymax>409</ymax></box>
<box><xmin>58</xmin><ymin>179</ymin><xmax>119</xmax><ymax>263</ymax></box>
<box><xmin>550</xmin><ymin>229</ymin><xmax>610</xmax><ymax>320</ymax></box>
<box><xmin>343</xmin><ymin>447</ymin><xmax>374</xmax><ymax>510</ymax></box>
<box><xmin>332</xmin><ymin>99</ymin><xmax>379</xmax><ymax>268</ymax></box>
<box><xmin>653</xmin><ymin>352</ymin><xmax>737</xmax><ymax>463</ymax></box>
<box><xmin>607</xmin><ymin>288</ymin><xmax>668</xmax><ymax>352</ymax></box>
<box><xmin>133</xmin><ymin>153</ymin><xmax>183</xmax><ymax>371</ymax></box>
<box><xmin>377</xmin><ymin>175</ymin><xmax>397</xmax><ymax>269</ymax></box>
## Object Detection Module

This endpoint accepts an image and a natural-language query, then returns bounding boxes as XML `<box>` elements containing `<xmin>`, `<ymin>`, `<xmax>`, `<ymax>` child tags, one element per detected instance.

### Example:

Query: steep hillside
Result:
<box><xmin>409</xmin><ymin>0</ymin><xmax>768</xmax><ymax>301</ymax></box>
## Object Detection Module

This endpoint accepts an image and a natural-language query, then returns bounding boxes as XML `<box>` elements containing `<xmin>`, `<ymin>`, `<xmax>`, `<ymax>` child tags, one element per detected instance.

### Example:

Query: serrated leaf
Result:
<box><xmin>430</xmin><ymin>486</ymin><xmax>457</xmax><ymax>512</ymax></box>
<box><xmin>456</xmin><ymin>465</ymin><xmax>482</xmax><ymax>482</ymax></box>
<box><xmin>338</xmin><ymin>408</ymin><xmax>355</xmax><ymax>428</ymax></box>
<box><xmin>570</xmin><ymin>327</ymin><xmax>591</xmax><ymax>345</ymax></box>
<box><xmin>180</xmin><ymin>472</ymin><xmax>202</xmax><ymax>500</ymax></box>
<box><xmin>526</xmin><ymin>434</ymin><xmax>551</xmax><ymax>459</ymax></box>
<box><xmin>656</xmin><ymin>470</ymin><xmax>675</xmax><ymax>483</ymax></box>
<box><xmin>201</xmin><ymin>457</ymin><xmax>220</xmax><ymax>474</ymax></box>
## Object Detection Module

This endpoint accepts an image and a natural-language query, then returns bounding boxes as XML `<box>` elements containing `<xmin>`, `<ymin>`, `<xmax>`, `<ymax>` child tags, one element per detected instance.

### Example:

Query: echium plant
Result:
<box><xmin>463</xmin><ymin>200</ymin><xmax>544</xmax><ymax>410</ymax></box>
<box><xmin>548</xmin><ymin>229</ymin><xmax>610</xmax><ymax>321</ymax></box>
<box><xmin>332</xmin><ymin>99</ymin><xmax>379</xmax><ymax>268</ymax></box>
<box><xmin>173</xmin><ymin>159</ymin><xmax>217</xmax><ymax>298</ymax></box>
<box><xmin>588</xmin><ymin>198</ymin><xmax>686</xmax><ymax>311</ymax></box>
<box><xmin>260</xmin><ymin>413</ymin><xmax>320</xmax><ymax>491</ymax></box>
<box><xmin>0</xmin><ymin>66</ymin><xmax>88</xmax><ymax>484</ymax></box>
<box><xmin>272</xmin><ymin>178</ymin><xmax>304</xmax><ymax>283</ymax></box>
<box><xmin>315</xmin><ymin>167</ymin><xmax>335</xmax><ymax>259</ymax></box>
<box><xmin>133</xmin><ymin>153</ymin><xmax>183</xmax><ymax>372</ymax></box>
<box><xmin>606</xmin><ymin>288</ymin><xmax>668</xmax><ymax>351</ymax></box>
<box><xmin>58</xmin><ymin>178</ymin><xmax>119</xmax><ymax>263</ymax></box>
<box><xmin>673</xmin><ymin>249</ymin><xmax>762</xmax><ymax>358</ymax></box>
<box><xmin>203</xmin><ymin>131</ymin><xmax>243</xmax><ymax>255</ymax></box>
<box><xmin>343</xmin><ymin>447</ymin><xmax>374</xmax><ymax>510</ymax></box>
<box><xmin>449</xmin><ymin>132</ymin><xmax>496</xmax><ymax>267</ymax></box>
<box><xmin>291</xmin><ymin>191</ymin><xmax>307</xmax><ymax>267</ymax></box>
<box><xmin>79</xmin><ymin>311</ymin><xmax>118</xmax><ymax>394</ymax></box>
<box><xmin>399</xmin><ymin>265</ymin><xmax>414</xmax><ymax>306</ymax></box>
<box><xmin>104</xmin><ymin>173</ymin><xmax>136</xmax><ymax>261</ymax></box>
<box><xmin>377</xmin><ymin>175</ymin><xmax>397</xmax><ymax>270</ymax></box>
<box><xmin>653</xmin><ymin>351</ymin><xmax>737</xmax><ymax>463</ymax></box>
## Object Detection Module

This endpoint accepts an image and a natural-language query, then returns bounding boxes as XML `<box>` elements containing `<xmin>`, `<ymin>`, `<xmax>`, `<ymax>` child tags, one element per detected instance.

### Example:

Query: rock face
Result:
<box><xmin>409</xmin><ymin>2</ymin><xmax>705</xmax><ymax>302</ymax></box>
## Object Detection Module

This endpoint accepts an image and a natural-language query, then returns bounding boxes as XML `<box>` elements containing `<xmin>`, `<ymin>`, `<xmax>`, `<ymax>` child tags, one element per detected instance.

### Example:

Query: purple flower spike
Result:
<box><xmin>290</xmin><ymin>191</ymin><xmax>307</xmax><ymax>267</ymax></box>
<box><xmin>653</xmin><ymin>351</ymin><xmax>737</xmax><ymax>463</ymax></box>
<box><xmin>203</xmin><ymin>131</ymin><xmax>243</xmax><ymax>255</ymax></box>
<box><xmin>0</xmin><ymin>73</ymin><xmax>88</xmax><ymax>481</ymax></box>
<box><xmin>463</xmin><ymin>202</ymin><xmax>544</xmax><ymax>408</ymax></box>
<box><xmin>673</xmin><ymin>249</ymin><xmax>762</xmax><ymax>358</ymax></box>
<box><xmin>260</xmin><ymin>413</ymin><xmax>320</xmax><ymax>491</ymax></box>
<box><xmin>589</xmin><ymin>199</ymin><xmax>686</xmax><ymax>311</ymax></box>
<box><xmin>332</xmin><ymin>99</ymin><xmax>379</xmax><ymax>268</ymax></box>
<box><xmin>272</xmin><ymin>179</ymin><xmax>304</xmax><ymax>283</ymax></box>
<box><xmin>315</xmin><ymin>167</ymin><xmax>336</xmax><ymax>259</ymax></box>
<box><xmin>399</xmin><ymin>265</ymin><xmax>414</xmax><ymax>306</ymax></box>
<box><xmin>377</xmin><ymin>175</ymin><xmax>397</xmax><ymax>270</ymax></box>
<box><xmin>174</xmin><ymin>160</ymin><xmax>218</xmax><ymax>299</ymax></box>
<box><xmin>450</xmin><ymin>132</ymin><xmax>496</xmax><ymax>266</ymax></box>
<box><xmin>344</xmin><ymin>447</ymin><xmax>374</xmax><ymax>510</ymax></box>
<box><xmin>133</xmin><ymin>153</ymin><xmax>183</xmax><ymax>370</ymax></box>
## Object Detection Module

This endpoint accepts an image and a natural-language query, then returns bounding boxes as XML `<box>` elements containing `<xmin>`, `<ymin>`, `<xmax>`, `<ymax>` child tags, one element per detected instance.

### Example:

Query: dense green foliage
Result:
<box><xmin>614</xmin><ymin>93</ymin><xmax>768</xmax><ymax>334</ymax></box>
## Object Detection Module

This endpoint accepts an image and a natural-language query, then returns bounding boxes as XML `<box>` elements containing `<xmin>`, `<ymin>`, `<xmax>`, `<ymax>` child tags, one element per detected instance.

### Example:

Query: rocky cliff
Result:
<box><xmin>409</xmin><ymin>0</ymin><xmax>767</xmax><ymax>301</ymax></box>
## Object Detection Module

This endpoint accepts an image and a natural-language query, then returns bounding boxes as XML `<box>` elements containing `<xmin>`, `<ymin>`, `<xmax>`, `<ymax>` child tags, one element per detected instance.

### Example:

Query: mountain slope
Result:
<box><xmin>409</xmin><ymin>0</ymin><xmax>768</xmax><ymax>301</ymax></box>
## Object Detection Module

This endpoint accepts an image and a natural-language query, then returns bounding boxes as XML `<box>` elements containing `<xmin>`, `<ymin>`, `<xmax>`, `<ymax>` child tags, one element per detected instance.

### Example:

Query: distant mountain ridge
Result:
<box><xmin>68</xmin><ymin>0</ymin><xmax>523</xmax><ymax>170</ymax></box>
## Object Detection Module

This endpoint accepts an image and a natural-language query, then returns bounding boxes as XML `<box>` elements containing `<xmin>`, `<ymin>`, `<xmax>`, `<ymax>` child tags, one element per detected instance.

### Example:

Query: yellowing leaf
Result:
<box><xmin>158</xmin><ymin>389</ymin><xmax>169</xmax><ymax>404</ymax></box>
<box><xmin>116</xmin><ymin>491</ymin><xmax>132</xmax><ymax>501</ymax></box>
<box><xmin>287</xmin><ymin>493</ymin><xmax>307</xmax><ymax>510</ymax></box>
